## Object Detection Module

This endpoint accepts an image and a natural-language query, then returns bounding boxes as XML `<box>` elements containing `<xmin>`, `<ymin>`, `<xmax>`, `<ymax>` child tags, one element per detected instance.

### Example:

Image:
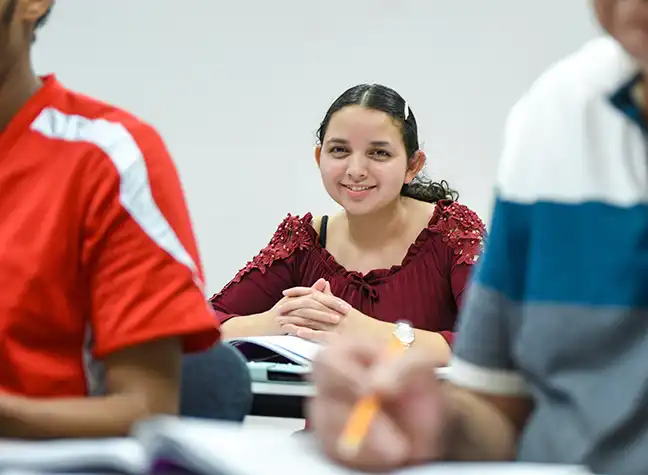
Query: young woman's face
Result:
<box><xmin>317</xmin><ymin>106</ymin><xmax>420</xmax><ymax>216</ymax></box>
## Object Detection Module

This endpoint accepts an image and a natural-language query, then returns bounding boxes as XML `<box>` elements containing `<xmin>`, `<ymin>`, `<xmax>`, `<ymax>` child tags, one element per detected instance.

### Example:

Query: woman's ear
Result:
<box><xmin>315</xmin><ymin>145</ymin><xmax>322</xmax><ymax>167</ymax></box>
<box><xmin>22</xmin><ymin>0</ymin><xmax>53</xmax><ymax>24</ymax></box>
<box><xmin>404</xmin><ymin>150</ymin><xmax>426</xmax><ymax>184</ymax></box>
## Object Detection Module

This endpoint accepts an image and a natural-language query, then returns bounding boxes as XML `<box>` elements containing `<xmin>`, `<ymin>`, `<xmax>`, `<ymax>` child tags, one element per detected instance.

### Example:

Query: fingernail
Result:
<box><xmin>330</xmin><ymin>315</ymin><xmax>340</xmax><ymax>323</ymax></box>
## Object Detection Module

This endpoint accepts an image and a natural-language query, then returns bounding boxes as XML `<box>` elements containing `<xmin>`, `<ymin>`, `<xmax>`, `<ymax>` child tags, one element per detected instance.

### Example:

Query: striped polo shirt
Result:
<box><xmin>449</xmin><ymin>36</ymin><xmax>648</xmax><ymax>475</ymax></box>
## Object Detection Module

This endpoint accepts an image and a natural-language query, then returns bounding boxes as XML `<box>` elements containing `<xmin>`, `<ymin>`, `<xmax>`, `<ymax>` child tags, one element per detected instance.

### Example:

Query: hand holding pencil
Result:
<box><xmin>307</xmin><ymin>335</ymin><xmax>451</xmax><ymax>471</ymax></box>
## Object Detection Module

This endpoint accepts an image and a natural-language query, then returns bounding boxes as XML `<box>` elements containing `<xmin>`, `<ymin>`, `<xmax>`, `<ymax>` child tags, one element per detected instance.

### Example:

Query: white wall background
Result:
<box><xmin>33</xmin><ymin>1</ymin><xmax>600</xmax><ymax>293</ymax></box>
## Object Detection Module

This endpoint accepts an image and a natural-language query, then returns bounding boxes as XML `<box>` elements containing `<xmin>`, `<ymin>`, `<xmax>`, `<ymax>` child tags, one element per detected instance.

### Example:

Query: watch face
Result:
<box><xmin>394</xmin><ymin>321</ymin><xmax>415</xmax><ymax>345</ymax></box>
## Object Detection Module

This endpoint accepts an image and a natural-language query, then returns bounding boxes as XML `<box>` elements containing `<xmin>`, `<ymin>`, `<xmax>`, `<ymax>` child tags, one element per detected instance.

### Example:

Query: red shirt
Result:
<box><xmin>210</xmin><ymin>201</ymin><xmax>485</xmax><ymax>344</ymax></box>
<box><xmin>0</xmin><ymin>76</ymin><xmax>220</xmax><ymax>397</ymax></box>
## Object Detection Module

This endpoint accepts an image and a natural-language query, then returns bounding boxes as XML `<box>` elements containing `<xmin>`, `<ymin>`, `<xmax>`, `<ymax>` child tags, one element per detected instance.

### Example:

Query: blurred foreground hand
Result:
<box><xmin>307</xmin><ymin>337</ymin><xmax>452</xmax><ymax>471</ymax></box>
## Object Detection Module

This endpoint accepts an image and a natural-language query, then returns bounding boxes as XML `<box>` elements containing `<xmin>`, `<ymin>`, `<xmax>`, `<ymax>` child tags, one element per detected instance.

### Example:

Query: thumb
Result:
<box><xmin>311</xmin><ymin>278</ymin><xmax>327</xmax><ymax>292</ymax></box>
<box><xmin>324</xmin><ymin>280</ymin><xmax>332</xmax><ymax>295</ymax></box>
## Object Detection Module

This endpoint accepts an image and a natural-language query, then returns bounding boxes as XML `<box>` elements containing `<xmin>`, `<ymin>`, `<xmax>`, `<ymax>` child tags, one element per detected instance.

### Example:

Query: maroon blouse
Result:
<box><xmin>210</xmin><ymin>200</ymin><xmax>486</xmax><ymax>345</ymax></box>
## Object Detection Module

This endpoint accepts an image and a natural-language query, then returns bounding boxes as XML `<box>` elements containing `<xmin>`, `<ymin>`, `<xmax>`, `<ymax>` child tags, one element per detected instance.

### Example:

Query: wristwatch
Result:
<box><xmin>393</xmin><ymin>320</ymin><xmax>415</xmax><ymax>348</ymax></box>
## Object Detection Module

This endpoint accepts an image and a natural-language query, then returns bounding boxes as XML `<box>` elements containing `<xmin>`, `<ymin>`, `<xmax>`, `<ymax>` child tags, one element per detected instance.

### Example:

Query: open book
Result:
<box><xmin>0</xmin><ymin>416</ymin><xmax>593</xmax><ymax>475</ymax></box>
<box><xmin>225</xmin><ymin>335</ymin><xmax>450</xmax><ymax>383</ymax></box>
<box><xmin>224</xmin><ymin>335</ymin><xmax>322</xmax><ymax>383</ymax></box>
<box><xmin>226</xmin><ymin>335</ymin><xmax>322</xmax><ymax>367</ymax></box>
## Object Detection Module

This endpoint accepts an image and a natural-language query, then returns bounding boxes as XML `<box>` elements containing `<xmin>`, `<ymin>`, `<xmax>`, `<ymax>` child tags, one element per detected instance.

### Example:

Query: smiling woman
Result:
<box><xmin>316</xmin><ymin>84</ymin><xmax>458</xmax><ymax>207</ymax></box>
<box><xmin>210</xmin><ymin>84</ymin><xmax>485</xmax><ymax>365</ymax></box>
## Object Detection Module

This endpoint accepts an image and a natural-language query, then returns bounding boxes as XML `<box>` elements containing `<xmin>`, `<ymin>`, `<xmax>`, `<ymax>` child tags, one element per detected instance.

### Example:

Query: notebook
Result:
<box><xmin>225</xmin><ymin>335</ymin><xmax>322</xmax><ymax>367</ymax></box>
<box><xmin>225</xmin><ymin>335</ymin><xmax>450</xmax><ymax>383</ymax></box>
<box><xmin>224</xmin><ymin>335</ymin><xmax>321</xmax><ymax>383</ymax></box>
<box><xmin>0</xmin><ymin>416</ymin><xmax>594</xmax><ymax>475</ymax></box>
<box><xmin>0</xmin><ymin>437</ymin><xmax>146</xmax><ymax>474</ymax></box>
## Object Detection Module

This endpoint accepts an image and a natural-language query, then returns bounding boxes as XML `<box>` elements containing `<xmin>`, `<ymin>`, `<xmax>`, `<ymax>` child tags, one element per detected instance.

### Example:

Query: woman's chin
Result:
<box><xmin>340</xmin><ymin>200</ymin><xmax>386</xmax><ymax>217</ymax></box>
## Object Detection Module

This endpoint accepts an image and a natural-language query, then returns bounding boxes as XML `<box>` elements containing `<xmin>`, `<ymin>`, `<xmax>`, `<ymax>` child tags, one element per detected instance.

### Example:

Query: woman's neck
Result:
<box><xmin>343</xmin><ymin>198</ymin><xmax>412</xmax><ymax>250</ymax></box>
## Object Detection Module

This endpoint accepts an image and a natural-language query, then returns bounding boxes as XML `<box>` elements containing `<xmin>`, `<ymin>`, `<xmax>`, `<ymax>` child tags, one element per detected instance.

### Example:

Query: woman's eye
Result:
<box><xmin>371</xmin><ymin>149</ymin><xmax>391</xmax><ymax>158</ymax></box>
<box><xmin>329</xmin><ymin>146</ymin><xmax>348</xmax><ymax>156</ymax></box>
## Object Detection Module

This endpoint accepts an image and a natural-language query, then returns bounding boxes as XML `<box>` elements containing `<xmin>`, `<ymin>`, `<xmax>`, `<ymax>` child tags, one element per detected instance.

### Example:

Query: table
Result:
<box><xmin>249</xmin><ymin>382</ymin><xmax>312</xmax><ymax>419</ymax></box>
<box><xmin>252</xmin><ymin>382</ymin><xmax>315</xmax><ymax>397</ymax></box>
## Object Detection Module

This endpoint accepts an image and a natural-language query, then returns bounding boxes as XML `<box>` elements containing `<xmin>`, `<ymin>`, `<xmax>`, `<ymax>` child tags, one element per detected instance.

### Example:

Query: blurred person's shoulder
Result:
<box><xmin>45</xmin><ymin>78</ymin><xmax>181</xmax><ymax>195</ymax></box>
<box><xmin>496</xmin><ymin>37</ymin><xmax>637</xmax><ymax>205</ymax></box>
<box><xmin>53</xmin><ymin>79</ymin><xmax>164</xmax><ymax>148</ymax></box>
<box><xmin>515</xmin><ymin>36</ymin><xmax>636</xmax><ymax>117</ymax></box>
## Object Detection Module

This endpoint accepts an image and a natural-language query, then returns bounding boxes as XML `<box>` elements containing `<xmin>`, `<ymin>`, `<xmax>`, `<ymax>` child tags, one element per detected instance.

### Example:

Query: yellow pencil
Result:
<box><xmin>337</xmin><ymin>336</ymin><xmax>407</xmax><ymax>457</ymax></box>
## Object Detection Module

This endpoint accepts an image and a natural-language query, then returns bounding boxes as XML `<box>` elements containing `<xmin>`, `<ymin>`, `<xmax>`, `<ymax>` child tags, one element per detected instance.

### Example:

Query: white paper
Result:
<box><xmin>226</xmin><ymin>335</ymin><xmax>323</xmax><ymax>364</ymax></box>
<box><xmin>135</xmin><ymin>417</ymin><xmax>593</xmax><ymax>475</ymax></box>
<box><xmin>0</xmin><ymin>438</ymin><xmax>146</xmax><ymax>474</ymax></box>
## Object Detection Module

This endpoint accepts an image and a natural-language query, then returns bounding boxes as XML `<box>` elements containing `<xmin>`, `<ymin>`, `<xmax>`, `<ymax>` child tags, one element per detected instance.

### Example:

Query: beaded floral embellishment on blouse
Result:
<box><xmin>216</xmin><ymin>214</ymin><xmax>313</xmax><ymax>296</ymax></box>
<box><xmin>212</xmin><ymin>202</ymin><xmax>485</xmax><ymax>300</ymax></box>
<box><xmin>432</xmin><ymin>201</ymin><xmax>486</xmax><ymax>264</ymax></box>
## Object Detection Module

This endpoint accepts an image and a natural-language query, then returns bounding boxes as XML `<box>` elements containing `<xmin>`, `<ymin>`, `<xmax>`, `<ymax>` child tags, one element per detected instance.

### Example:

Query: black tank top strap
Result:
<box><xmin>319</xmin><ymin>215</ymin><xmax>329</xmax><ymax>248</ymax></box>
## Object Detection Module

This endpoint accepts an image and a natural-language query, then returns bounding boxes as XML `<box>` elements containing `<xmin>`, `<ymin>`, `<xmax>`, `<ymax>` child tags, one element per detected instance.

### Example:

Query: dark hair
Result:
<box><xmin>316</xmin><ymin>83</ymin><xmax>458</xmax><ymax>204</ymax></box>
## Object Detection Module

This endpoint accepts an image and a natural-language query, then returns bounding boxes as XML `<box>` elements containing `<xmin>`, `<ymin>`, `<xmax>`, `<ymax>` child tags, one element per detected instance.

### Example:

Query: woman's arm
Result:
<box><xmin>219</xmin><ymin>310</ymin><xmax>281</xmax><ymax>339</ymax></box>
<box><xmin>211</xmin><ymin>214</ymin><xmax>313</xmax><ymax>339</ymax></box>
<box><xmin>352</xmin><ymin>313</ymin><xmax>451</xmax><ymax>363</ymax></box>
<box><xmin>287</xmin><ymin>302</ymin><xmax>453</xmax><ymax>364</ymax></box>
<box><xmin>447</xmin><ymin>261</ymin><xmax>476</xmax><ymax>342</ymax></box>
<box><xmin>0</xmin><ymin>338</ymin><xmax>181</xmax><ymax>438</ymax></box>
<box><xmin>214</xmin><ymin>258</ymin><xmax>294</xmax><ymax>339</ymax></box>
<box><xmin>435</xmin><ymin>202</ymin><xmax>488</xmax><ymax>345</ymax></box>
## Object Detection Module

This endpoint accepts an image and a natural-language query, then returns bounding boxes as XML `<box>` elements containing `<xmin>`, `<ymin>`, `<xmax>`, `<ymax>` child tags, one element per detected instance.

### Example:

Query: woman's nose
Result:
<box><xmin>345</xmin><ymin>155</ymin><xmax>368</xmax><ymax>181</ymax></box>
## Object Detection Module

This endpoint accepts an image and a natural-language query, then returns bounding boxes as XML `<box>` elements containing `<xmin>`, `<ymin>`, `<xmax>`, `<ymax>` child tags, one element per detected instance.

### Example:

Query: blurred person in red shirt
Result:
<box><xmin>0</xmin><ymin>0</ymin><xmax>228</xmax><ymax>438</ymax></box>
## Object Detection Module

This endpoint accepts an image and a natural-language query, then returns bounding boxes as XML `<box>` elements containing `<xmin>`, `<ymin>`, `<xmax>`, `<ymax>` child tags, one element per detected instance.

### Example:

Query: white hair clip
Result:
<box><xmin>404</xmin><ymin>101</ymin><xmax>409</xmax><ymax>120</ymax></box>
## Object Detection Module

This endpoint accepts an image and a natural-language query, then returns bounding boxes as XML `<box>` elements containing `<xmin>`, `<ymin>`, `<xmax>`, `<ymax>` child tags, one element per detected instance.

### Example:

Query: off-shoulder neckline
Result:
<box><xmin>300</xmin><ymin>200</ymin><xmax>452</xmax><ymax>282</ymax></box>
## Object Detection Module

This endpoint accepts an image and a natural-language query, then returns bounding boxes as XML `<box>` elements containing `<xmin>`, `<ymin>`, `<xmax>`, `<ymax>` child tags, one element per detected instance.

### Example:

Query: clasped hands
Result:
<box><xmin>273</xmin><ymin>278</ymin><xmax>370</xmax><ymax>342</ymax></box>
